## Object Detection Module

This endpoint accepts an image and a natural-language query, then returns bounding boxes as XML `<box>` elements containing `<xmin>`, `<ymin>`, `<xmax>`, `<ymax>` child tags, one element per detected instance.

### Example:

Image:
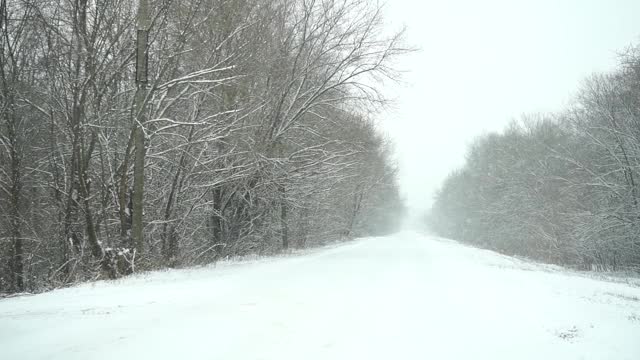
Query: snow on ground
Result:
<box><xmin>1</xmin><ymin>231</ymin><xmax>640</xmax><ymax>360</ymax></box>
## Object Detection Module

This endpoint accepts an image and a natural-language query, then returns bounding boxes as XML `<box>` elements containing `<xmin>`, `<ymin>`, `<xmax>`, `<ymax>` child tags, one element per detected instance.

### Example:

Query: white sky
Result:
<box><xmin>378</xmin><ymin>0</ymin><xmax>640</xmax><ymax>214</ymax></box>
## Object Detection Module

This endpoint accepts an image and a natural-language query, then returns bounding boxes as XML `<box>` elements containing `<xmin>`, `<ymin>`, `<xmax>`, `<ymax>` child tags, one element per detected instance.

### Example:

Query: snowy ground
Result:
<box><xmin>1</xmin><ymin>231</ymin><xmax>640</xmax><ymax>360</ymax></box>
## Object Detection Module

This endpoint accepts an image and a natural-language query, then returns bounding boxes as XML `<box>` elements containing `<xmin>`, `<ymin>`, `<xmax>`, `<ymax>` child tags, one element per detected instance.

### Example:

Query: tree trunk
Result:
<box><xmin>118</xmin><ymin>131</ymin><xmax>135</xmax><ymax>240</ymax></box>
<box><xmin>132</xmin><ymin>0</ymin><xmax>151</xmax><ymax>260</ymax></box>
<box><xmin>279</xmin><ymin>184</ymin><xmax>289</xmax><ymax>250</ymax></box>
<box><xmin>7</xmin><ymin>99</ymin><xmax>24</xmax><ymax>292</ymax></box>
<box><xmin>346</xmin><ymin>186</ymin><xmax>364</xmax><ymax>238</ymax></box>
<box><xmin>212</xmin><ymin>189</ymin><xmax>223</xmax><ymax>237</ymax></box>
<box><xmin>1</xmin><ymin>0</ymin><xmax>24</xmax><ymax>292</ymax></box>
<box><xmin>77</xmin><ymin>129</ymin><xmax>103</xmax><ymax>259</ymax></box>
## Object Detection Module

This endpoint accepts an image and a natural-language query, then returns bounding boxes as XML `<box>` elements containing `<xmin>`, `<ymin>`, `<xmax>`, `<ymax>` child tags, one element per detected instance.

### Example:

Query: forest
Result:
<box><xmin>0</xmin><ymin>0</ymin><xmax>406</xmax><ymax>294</ymax></box>
<box><xmin>429</xmin><ymin>45</ymin><xmax>640</xmax><ymax>273</ymax></box>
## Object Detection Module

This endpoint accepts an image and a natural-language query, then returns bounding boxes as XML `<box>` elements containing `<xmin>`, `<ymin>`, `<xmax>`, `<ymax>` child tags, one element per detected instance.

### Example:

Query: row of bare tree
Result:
<box><xmin>0</xmin><ymin>0</ymin><xmax>406</xmax><ymax>294</ymax></box>
<box><xmin>428</xmin><ymin>45</ymin><xmax>640</xmax><ymax>273</ymax></box>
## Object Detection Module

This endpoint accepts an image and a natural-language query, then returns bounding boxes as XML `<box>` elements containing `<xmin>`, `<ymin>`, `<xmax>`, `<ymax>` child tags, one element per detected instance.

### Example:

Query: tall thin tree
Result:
<box><xmin>133</xmin><ymin>0</ymin><xmax>150</xmax><ymax>261</ymax></box>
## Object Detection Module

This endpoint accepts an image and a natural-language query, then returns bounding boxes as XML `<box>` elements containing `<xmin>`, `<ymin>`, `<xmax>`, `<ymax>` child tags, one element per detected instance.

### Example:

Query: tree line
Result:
<box><xmin>0</xmin><ymin>0</ymin><xmax>406</xmax><ymax>294</ymax></box>
<box><xmin>428</xmin><ymin>44</ymin><xmax>640</xmax><ymax>273</ymax></box>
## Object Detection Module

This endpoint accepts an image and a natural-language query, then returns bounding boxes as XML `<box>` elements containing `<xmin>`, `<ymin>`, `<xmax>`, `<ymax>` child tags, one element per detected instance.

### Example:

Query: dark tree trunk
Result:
<box><xmin>8</xmin><ymin>108</ymin><xmax>24</xmax><ymax>292</ymax></box>
<box><xmin>132</xmin><ymin>0</ymin><xmax>151</xmax><ymax>262</ymax></box>
<box><xmin>211</xmin><ymin>187</ymin><xmax>223</xmax><ymax>244</ymax></box>
<box><xmin>279</xmin><ymin>184</ymin><xmax>289</xmax><ymax>250</ymax></box>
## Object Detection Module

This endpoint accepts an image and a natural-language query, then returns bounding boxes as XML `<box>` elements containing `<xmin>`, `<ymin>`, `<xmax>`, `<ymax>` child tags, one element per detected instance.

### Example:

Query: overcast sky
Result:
<box><xmin>378</xmin><ymin>0</ymin><xmax>640</xmax><ymax>214</ymax></box>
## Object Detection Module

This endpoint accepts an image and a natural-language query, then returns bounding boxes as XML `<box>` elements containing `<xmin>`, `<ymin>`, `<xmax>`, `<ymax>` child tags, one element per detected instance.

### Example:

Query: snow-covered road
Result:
<box><xmin>1</xmin><ymin>232</ymin><xmax>640</xmax><ymax>359</ymax></box>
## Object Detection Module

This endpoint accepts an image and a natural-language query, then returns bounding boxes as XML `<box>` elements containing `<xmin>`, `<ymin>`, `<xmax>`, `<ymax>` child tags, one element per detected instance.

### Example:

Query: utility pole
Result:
<box><xmin>132</xmin><ymin>0</ymin><xmax>150</xmax><ymax>261</ymax></box>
